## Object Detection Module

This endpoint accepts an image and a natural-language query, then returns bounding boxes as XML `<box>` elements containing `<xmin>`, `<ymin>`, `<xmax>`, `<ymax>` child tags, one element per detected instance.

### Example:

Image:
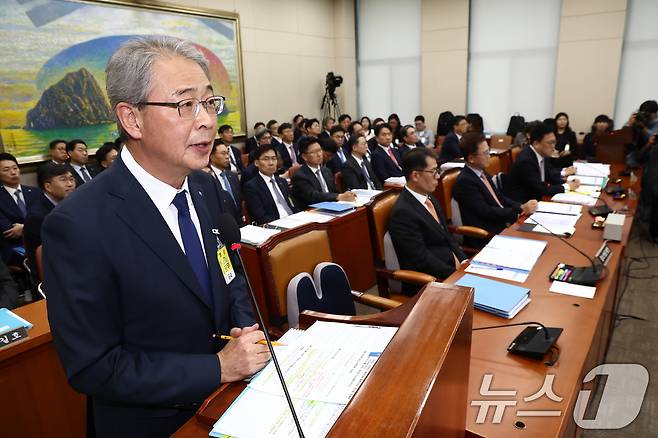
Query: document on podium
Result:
<box><xmin>210</xmin><ymin>322</ymin><xmax>398</xmax><ymax>438</ymax></box>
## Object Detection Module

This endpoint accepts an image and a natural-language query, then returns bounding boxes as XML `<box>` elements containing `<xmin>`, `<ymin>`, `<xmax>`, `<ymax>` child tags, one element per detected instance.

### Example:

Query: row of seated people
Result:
<box><xmin>388</xmin><ymin>120</ymin><xmax>582</xmax><ymax>295</ymax></box>
<box><xmin>0</xmin><ymin>137</ymin><xmax>124</xmax><ymax>303</ymax></box>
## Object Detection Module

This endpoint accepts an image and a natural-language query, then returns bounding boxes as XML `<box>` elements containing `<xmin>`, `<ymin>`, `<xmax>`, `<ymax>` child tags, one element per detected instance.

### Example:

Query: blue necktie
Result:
<box><xmin>172</xmin><ymin>191</ymin><xmax>213</xmax><ymax>307</ymax></box>
<box><xmin>221</xmin><ymin>171</ymin><xmax>236</xmax><ymax>204</ymax></box>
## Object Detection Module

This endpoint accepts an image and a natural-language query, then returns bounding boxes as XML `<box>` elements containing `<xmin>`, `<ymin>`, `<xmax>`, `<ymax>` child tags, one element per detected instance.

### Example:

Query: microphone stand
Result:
<box><xmin>230</xmin><ymin>243</ymin><xmax>306</xmax><ymax>438</ymax></box>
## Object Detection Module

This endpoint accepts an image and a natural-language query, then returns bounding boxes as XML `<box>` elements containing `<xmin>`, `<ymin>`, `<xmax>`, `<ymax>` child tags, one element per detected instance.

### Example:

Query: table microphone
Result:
<box><xmin>525</xmin><ymin>214</ymin><xmax>604</xmax><ymax>285</ymax></box>
<box><xmin>216</xmin><ymin>214</ymin><xmax>306</xmax><ymax>438</ymax></box>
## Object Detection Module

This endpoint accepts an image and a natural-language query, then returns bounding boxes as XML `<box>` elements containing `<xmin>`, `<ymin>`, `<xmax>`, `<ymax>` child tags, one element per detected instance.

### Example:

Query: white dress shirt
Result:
<box><xmin>70</xmin><ymin>162</ymin><xmax>93</xmax><ymax>182</ymax></box>
<box><xmin>211</xmin><ymin>165</ymin><xmax>230</xmax><ymax>192</ymax></box>
<box><xmin>121</xmin><ymin>147</ymin><xmax>207</xmax><ymax>263</ymax></box>
<box><xmin>259</xmin><ymin>172</ymin><xmax>292</xmax><ymax>219</ymax></box>
<box><xmin>3</xmin><ymin>184</ymin><xmax>25</xmax><ymax>207</ymax></box>
<box><xmin>405</xmin><ymin>185</ymin><xmax>431</xmax><ymax>209</ymax></box>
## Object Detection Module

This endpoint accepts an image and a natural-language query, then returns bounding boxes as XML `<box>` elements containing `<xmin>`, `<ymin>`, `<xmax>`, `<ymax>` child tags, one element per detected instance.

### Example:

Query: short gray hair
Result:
<box><xmin>105</xmin><ymin>36</ymin><xmax>210</xmax><ymax>136</ymax></box>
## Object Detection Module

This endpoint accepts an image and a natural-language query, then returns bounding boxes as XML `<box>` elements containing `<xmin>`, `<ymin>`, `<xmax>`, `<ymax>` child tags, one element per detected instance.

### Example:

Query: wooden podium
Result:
<box><xmin>174</xmin><ymin>282</ymin><xmax>474</xmax><ymax>437</ymax></box>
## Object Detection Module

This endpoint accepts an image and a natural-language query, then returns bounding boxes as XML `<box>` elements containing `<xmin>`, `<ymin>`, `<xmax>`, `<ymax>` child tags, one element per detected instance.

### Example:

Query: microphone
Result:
<box><xmin>473</xmin><ymin>321</ymin><xmax>550</xmax><ymax>339</ymax></box>
<box><xmin>473</xmin><ymin>321</ymin><xmax>563</xmax><ymax>364</ymax></box>
<box><xmin>524</xmin><ymin>214</ymin><xmax>605</xmax><ymax>286</ymax></box>
<box><xmin>215</xmin><ymin>215</ymin><xmax>306</xmax><ymax>438</ymax></box>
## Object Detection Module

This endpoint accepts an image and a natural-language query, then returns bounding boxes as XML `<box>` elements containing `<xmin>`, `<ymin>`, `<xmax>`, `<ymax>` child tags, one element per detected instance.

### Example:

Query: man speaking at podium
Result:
<box><xmin>43</xmin><ymin>37</ymin><xmax>270</xmax><ymax>437</ymax></box>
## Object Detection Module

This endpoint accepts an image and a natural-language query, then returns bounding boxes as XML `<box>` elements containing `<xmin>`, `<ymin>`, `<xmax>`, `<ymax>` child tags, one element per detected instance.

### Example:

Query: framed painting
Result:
<box><xmin>0</xmin><ymin>0</ymin><xmax>246</xmax><ymax>163</ymax></box>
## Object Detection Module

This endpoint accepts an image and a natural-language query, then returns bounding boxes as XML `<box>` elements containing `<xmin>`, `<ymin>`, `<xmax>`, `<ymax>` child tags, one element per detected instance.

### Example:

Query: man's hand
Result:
<box><xmin>567</xmin><ymin>179</ymin><xmax>581</xmax><ymax>191</ymax></box>
<box><xmin>563</xmin><ymin>166</ymin><xmax>576</xmax><ymax>176</ymax></box>
<box><xmin>218</xmin><ymin>323</ymin><xmax>271</xmax><ymax>383</ymax></box>
<box><xmin>337</xmin><ymin>191</ymin><xmax>357</xmax><ymax>202</ymax></box>
<box><xmin>559</xmin><ymin>149</ymin><xmax>571</xmax><ymax>157</ymax></box>
<box><xmin>521</xmin><ymin>200</ymin><xmax>538</xmax><ymax>215</ymax></box>
<box><xmin>3</xmin><ymin>223</ymin><xmax>23</xmax><ymax>240</ymax></box>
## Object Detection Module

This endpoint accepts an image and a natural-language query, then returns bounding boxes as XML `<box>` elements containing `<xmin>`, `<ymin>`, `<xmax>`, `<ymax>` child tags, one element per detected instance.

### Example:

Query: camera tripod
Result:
<box><xmin>321</xmin><ymin>88</ymin><xmax>341</xmax><ymax>123</ymax></box>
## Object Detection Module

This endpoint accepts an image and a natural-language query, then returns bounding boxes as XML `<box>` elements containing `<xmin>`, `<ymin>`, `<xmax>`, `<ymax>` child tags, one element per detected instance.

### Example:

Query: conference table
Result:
<box><xmin>455</xmin><ymin>165</ymin><xmax>638</xmax><ymax>437</ymax></box>
<box><xmin>175</xmin><ymin>164</ymin><xmax>637</xmax><ymax>437</ymax></box>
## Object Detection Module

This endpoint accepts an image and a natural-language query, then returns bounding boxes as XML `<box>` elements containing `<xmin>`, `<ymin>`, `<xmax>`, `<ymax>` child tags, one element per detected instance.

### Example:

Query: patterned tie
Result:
<box><xmin>315</xmin><ymin>169</ymin><xmax>329</xmax><ymax>193</ymax></box>
<box><xmin>80</xmin><ymin>166</ymin><xmax>92</xmax><ymax>183</ymax></box>
<box><xmin>221</xmin><ymin>171</ymin><xmax>236</xmax><ymax>205</ymax></box>
<box><xmin>338</xmin><ymin>148</ymin><xmax>346</xmax><ymax>163</ymax></box>
<box><xmin>171</xmin><ymin>191</ymin><xmax>212</xmax><ymax>307</ymax></box>
<box><xmin>271</xmin><ymin>178</ymin><xmax>293</xmax><ymax>216</ymax></box>
<box><xmin>14</xmin><ymin>189</ymin><xmax>26</xmax><ymax>217</ymax></box>
<box><xmin>360</xmin><ymin>160</ymin><xmax>375</xmax><ymax>190</ymax></box>
<box><xmin>480</xmin><ymin>173</ymin><xmax>503</xmax><ymax>208</ymax></box>
<box><xmin>386</xmin><ymin>147</ymin><xmax>400</xmax><ymax>168</ymax></box>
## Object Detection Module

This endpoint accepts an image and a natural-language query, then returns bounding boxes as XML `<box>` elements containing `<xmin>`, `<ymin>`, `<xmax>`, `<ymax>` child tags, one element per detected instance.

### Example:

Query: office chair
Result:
<box><xmin>261</xmin><ymin>224</ymin><xmax>399</xmax><ymax>330</ymax></box>
<box><xmin>366</xmin><ymin>191</ymin><xmax>437</xmax><ymax>301</ymax></box>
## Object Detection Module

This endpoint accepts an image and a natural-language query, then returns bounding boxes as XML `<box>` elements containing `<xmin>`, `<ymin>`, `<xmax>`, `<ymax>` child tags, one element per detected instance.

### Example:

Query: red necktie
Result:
<box><xmin>386</xmin><ymin>147</ymin><xmax>400</xmax><ymax>168</ymax></box>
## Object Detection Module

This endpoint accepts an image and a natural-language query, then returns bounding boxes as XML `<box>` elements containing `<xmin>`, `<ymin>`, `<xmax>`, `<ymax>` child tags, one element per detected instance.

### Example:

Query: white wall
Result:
<box><xmin>357</xmin><ymin>0</ymin><xmax>421</xmax><ymax>124</ymax></box>
<box><xmin>168</xmin><ymin>0</ymin><xmax>357</xmax><ymax>135</ymax></box>
<box><xmin>467</xmin><ymin>0</ymin><xmax>562</xmax><ymax>133</ymax></box>
<box><xmin>614</xmin><ymin>0</ymin><xmax>658</xmax><ymax>126</ymax></box>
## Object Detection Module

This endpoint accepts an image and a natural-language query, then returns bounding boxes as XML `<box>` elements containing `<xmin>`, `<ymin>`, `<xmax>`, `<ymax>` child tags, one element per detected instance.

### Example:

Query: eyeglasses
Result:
<box><xmin>138</xmin><ymin>96</ymin><xmax>225</xmax><ymax>119</ymax></box>
<box><xmin>418</xmin><ymin>168</ymin><xmax>439</xmax><ymax>177</ymax></box>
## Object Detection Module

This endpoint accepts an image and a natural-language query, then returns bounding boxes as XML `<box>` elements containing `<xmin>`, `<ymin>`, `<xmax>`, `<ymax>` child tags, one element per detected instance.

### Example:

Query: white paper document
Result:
<box><xmin>268</xmin><ymin>211</ymin><xmax>336</xmax><ymax>229</ymax></box>
<box><xmin>210</xmin><ymin>387</ymin><xmax>345</xmax><ymax>438</ymax></box>
<box><xmin>465</xmin><ymin>262</ymin><xmax>530</xmax><ymax>283</ymax></box>
<box><xmin>549</xmin><ymin>281</ymin><xmax>596</xmax><ymax>299</ymax></box>
<box><xmin>573</xmin><ymin>162</ymin><xmax>610</xmax><ymax>177</ymax></box>
<box><xmin>211</xmin><ymin>322</ymin><xmax>398</xmax><ymax>438</ymax></box>
<box><xmin>471</xmin><ymin>235</ymin><xmax>547</xmax><ymax>272</ymax></box>
<box><xmin>240</xmin><ymin>225</ymin><xmax>281</xmax><ymax>245</ymax></box>
<box><xmin>536</xmin><ymin>201</ymin><xmax>582</xmax><ymax>216</ymax></box>
<box><xmin>551</xmin><ymin>193</ymin><xmax>598</xmax><ymax>206</ymax></box>
<box><xmin>568</xmin><ymin>175</ymin><xmax>606</xmax><ymax>187</ymax></box>
<box><xmin>570</xmin><ymin>185</ymin><xmax>602</xmax><ymax>196</ymax></box>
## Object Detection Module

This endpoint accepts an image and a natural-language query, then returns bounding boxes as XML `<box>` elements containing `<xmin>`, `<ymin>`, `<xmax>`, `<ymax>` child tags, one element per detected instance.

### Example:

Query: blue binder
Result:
<box><xmin>309</xmin><ymin>201</ymin><xmax>356</xmax><ymax>213</ymax></box>
<box><xmin>456</xmin><ymin>274</ymin><xmax>531</xmax><ymax>318</ymax></box>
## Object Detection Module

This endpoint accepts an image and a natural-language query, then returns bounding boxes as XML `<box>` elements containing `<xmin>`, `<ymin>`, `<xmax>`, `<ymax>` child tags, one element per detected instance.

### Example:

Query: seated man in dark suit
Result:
<box><xmin>0</xmin><ymin>152</ymin><xmax>42</xmax><ymax>266</ymax></box>
<box><xmin>243</xmin><ymin>145</ymin><xmax>299</xmax><ymax>224</ymax></box>
<box><xmin>266</xmin><ymin>120</ymin><xmax>281</xmax><ymax>148</ymax></box>
<box><xmin>247</xmin><ymin>128</ymin><xmax>273</xmax><ymax>164</ymax></box>
<box><xmin>389</xmin><ymin>148</ymin><xmax>467</xmax><ymax>295</ymax></box>
<box><xmin>218</xmin><ymin>124</ymin><xmax>245</xmax><ymax>176</ymax></box>
<box><xmin>209</xmin><ymin>140</ymin><xmax>243</xmax><ymax>223</ymax></box>
<box><xmin>505</xmin><ymin>121</ymin><xmax>581</xmax><ymax>203</ymax></box>
<box><xmin>245</xmin><ymin>121</ymin><xmax>265</xmax><ymax>155</ymax></box>
<box><xmin>397</xmin><ymin>125</ymin><xmax>425</xmax><ymax>157</ymax></box>
<box><xmin>371</xmin><ymin>123</ymin><xmax>403</xmax><ymax>183</ymax></box>
<box><xmin>326</xmin><ymin>126</ymin><xmax>349</xmax><ymax>174</ymax></box>
<box><xmin>367</xmin><ymin>118</ymin><xmax>386</xmax><ymax>151</ymax></box>
<box><xmin>48</xmin><ymin>139</ymin><xmax>69</xmax><ymax>165</ymax></box>
<box><xmin>453</xmin><ymin>133</ymin><xmax>537</xmax><ymax>248</ymax></box>
<box><xmin>438</xmin><ymin>115</ymin><xmax>469</xmax><ymax>164</ymax></box>
<box><xmin>291</xmin><ymin>136</ymin><xmax>356</xmax><ymax>209</ymax></box>
<box><xmin>65</xmin><ymin>139</ymin><xmax>98</xmax><ymax>187</ymax></box>
<box><xmin>341</xmin><ymin>134</ymin><xmax>382</xmax><ymax>190</ymax></box>
<box><xmin>24</xmin><ymin>163</ymin><xmax>76</xmax><ymax>281</ymax></box>
<box><xmin>276</xmin><ymin>122</ymin><xmax>301</xmax><ymax>173</ymax></box>
<box><xmin>43</xmin><ymin>36</ymin><xmax>269</xmax><ymax>437</ymax></box>
<box><xmin>320</xmin><ymin>116</ymin><xmax>334</xmax><ymax>138</ymax></box>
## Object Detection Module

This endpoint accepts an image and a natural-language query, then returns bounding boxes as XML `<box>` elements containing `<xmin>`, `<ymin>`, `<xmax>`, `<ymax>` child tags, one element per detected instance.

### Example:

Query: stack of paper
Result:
<box><xmin>268</xmin><ymin>211</ymin><xmax>336</xmax><ymax>229</ymax></box>
<box><xmin>440</xmin><ymin>161</ymin><xmax>465</xmax><ymax>175</ymax></box>
<box><xmin>455</xmin><ymin>274</ymin><xmax>531</xmax><ymax>318</ymax></box>
<box><xmin>551</xmin><ymin>193</ymin><xmax>598</xmax><ymax>206</ymax></box>
<box><xmin>536</xmin><ymin>201</ymin><xmax>582</xmax><ymax>216</ymax></box>
<box><xmin>573</xmin><ymin>162</ymin><xmax>610</xmax><ymax>177</ymax></box>
<box><xmin>521</xmin><ymin>212</ymin><xmax>580</xmax><ymax>236</ymax></box>
<box><xmin>568</xmin><ymin>175</ymin><xmax>606</xmax><ymax>187</ymax></box>
<box><xmin>211</xmin><ymin>322</ymin><xmax>398</xmax><ymax>438</ymax></box>
<box><xmin>350</xmin><ymin>189</ymin><xmax>383</xmax><ymax>206</ymax></box>
<box><xmin>465</xmin><ymin>235</ymin><xmax>547</xmax><ymax>283</ymax></box>
<box><xmin>240</xmin><ymin>225</ymin><xmax>281</xmax><ymax>246</ymax></box>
